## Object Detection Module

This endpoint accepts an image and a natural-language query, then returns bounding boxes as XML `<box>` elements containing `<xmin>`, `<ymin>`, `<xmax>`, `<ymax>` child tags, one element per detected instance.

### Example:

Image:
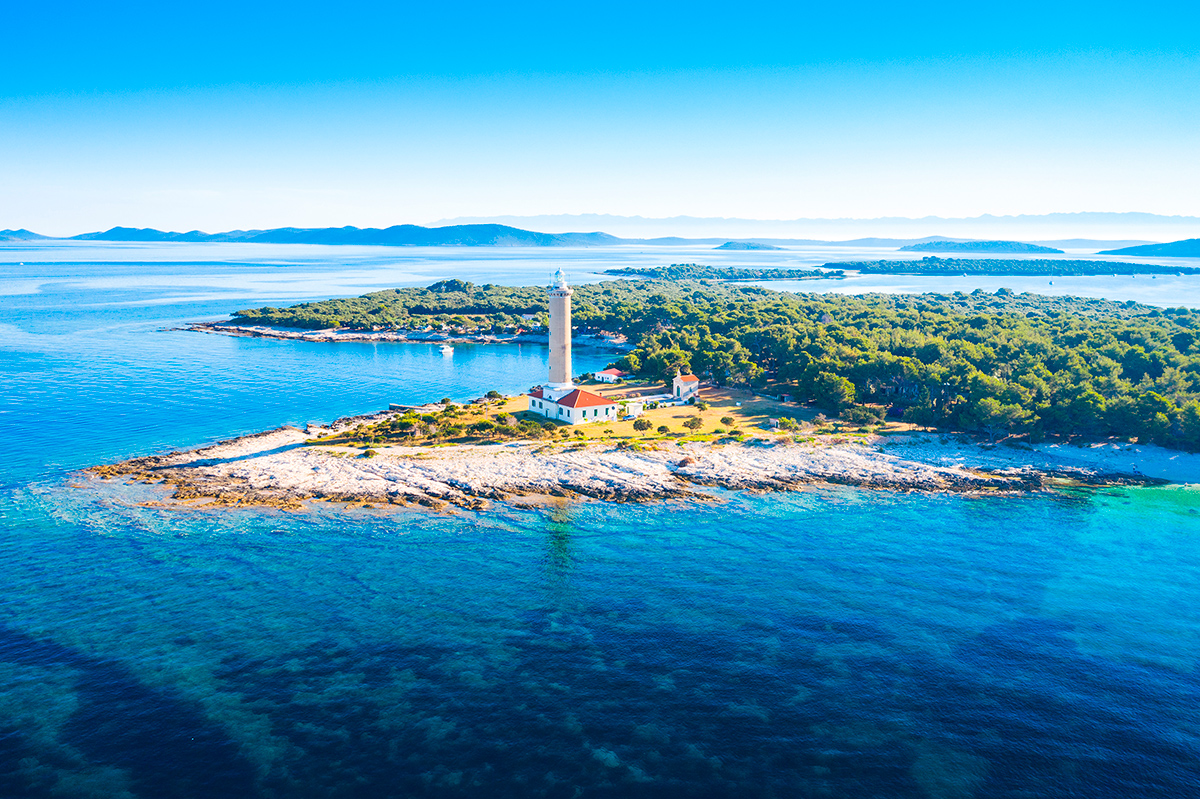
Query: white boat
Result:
<box><xmin>439</xmin><ymin>344</ymin><xmax>454</xmax><ymax>354</ymax></box>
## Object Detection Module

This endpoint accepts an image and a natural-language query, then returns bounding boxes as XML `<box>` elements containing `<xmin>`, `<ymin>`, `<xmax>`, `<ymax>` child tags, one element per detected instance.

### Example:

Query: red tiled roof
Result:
<box><xmin>556</xmin><ymin>388</ymin><xmax>615</xmax><ymax>408</ymax></box>
<box><xmin>529</xmin><ymin>387</ymin><xmax>545</xmax><ymax>399</ymax></box>
<box><xmin>596</xmin><ymin>368</ymin><xmax>626</xmax><ymax>376</ymax></box>
<box><xmin>678</xmin><ymin>374</ymin><xmax>699</xmax><ymax>382</ymax></box>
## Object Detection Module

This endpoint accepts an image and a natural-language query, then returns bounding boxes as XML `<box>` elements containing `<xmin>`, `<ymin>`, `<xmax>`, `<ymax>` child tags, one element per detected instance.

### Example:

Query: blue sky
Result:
<box><xmin>3</xmin><ymin>1</ymin><xmax>1198</xmax><ymax>235</ymax></box>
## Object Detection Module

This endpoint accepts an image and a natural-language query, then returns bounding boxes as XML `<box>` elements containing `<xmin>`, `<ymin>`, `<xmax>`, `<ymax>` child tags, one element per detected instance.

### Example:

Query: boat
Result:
<box><xmin>439</xmin><ymin>344</ymin><xmax>454</xmax><ymax>354</ymax></box>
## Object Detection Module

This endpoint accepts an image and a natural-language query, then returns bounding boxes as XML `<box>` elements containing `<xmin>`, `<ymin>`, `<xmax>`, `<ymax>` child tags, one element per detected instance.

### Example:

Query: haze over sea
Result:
<box><xmin>2</xmin><ymin>242</ymin><xmax>1199</xmax><ymax>797</ymax></box>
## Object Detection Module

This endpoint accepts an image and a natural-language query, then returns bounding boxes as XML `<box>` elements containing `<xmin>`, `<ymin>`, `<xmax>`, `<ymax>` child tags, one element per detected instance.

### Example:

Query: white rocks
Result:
<box><xmin>94</xmin><ymin>421</ymin><xmax>1200</xmax><ymax>512</ymax></box>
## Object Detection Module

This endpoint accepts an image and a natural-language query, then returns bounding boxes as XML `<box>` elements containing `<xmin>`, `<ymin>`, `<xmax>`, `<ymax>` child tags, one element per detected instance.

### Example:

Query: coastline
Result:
<box><xmin>184</xmin><ymin>321</ymin><xmax>629</xmax><ymax>349</ymax></box>
<box><xmin>87</xmin><ymin>409</ymin><xmax>1198</xmax><ymax>512</ymax></box>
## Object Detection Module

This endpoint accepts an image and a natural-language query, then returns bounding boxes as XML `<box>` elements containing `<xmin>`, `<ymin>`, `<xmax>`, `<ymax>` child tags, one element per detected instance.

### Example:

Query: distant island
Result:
<box><xmin>825</xmin><ymin>256</ymin><xmax>1200</xmax><ymax>276</ymax></box>
<box><xmin>63</xmin><ymin>224</ymin><xmax>622</xmax><ymax>248</ymax></box>
<box><xmin>714</xmin><ymin>241</ymin><xmax>783</xmax><ymax>250</ymax></box>
<box><xmin>899</xmin><ymin>240</ymin><xmax>1064</xmax><ymax>254</ymax></box>
<box><xmin>604</xmin><ymin>263</ymin><xmax>839</xmax><ymax>281</ymax></box>
<box><xmin>1100</xmin><ymin>238</ymin><xmax>1200</xmax><ymax>257</ymax></box>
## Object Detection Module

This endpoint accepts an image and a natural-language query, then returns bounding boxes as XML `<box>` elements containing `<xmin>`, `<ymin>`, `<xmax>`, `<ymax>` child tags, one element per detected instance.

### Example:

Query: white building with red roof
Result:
<box><xmin>593</xmin><ymin>368</ymin><xmax>628</xmax><ymax>384</ymax></box>
<box><xmin>673</xmin><ymin>371</ymin><xmax>700</xmax><ymax>401</ymax></box>
<box><xmin>528</xmin><ymin>386</ymin><xmax>619</xmax><ymax>425</ymax></box>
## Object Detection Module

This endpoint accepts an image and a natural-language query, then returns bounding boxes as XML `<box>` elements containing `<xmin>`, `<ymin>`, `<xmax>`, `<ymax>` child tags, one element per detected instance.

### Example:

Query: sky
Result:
<box><xmin>2</xmin><ymin>1</ymin><xmax>1199</xmax><ymax>236</ymax></box>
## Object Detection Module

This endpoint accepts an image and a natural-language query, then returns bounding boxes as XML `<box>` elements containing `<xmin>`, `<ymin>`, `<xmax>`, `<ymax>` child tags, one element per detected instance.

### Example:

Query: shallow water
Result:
<box><xmin>1</xmin><ymin>243</ymin><xmax>1198</xmax><ymax>797</ymax></box>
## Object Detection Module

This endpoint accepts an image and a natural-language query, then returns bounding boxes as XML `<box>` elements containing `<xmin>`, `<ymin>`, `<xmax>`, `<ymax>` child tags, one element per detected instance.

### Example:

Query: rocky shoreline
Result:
<box><xmin>87</xmin><ymin>410</ymin><xmax>1192</xmax><ymax>513</ymax></box>
<box><xmin>184</xmin><ymin>321</ymin><xmax>629</xmax><ymax>349</ymax></box>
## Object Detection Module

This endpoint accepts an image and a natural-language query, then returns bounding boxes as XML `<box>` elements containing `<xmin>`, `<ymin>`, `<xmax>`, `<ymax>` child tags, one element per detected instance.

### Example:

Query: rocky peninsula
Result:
<box><xmin>89</xmin><ymin>407</ymin><xmax>1196</xmax><ymax>513</ymax></box>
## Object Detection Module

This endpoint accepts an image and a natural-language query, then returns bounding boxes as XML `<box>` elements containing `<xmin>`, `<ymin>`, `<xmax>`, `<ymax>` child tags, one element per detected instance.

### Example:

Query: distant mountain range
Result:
<box><xmin>0</xmin><ymin>223</ymin><xmax>1188</xmax><ymax>253</ymax></box>
<box><xmin>66</xmin><ymin>224</ymin><xmax>621</xmax><ymax>247</ymax></box>
<box><xmin>0</xmin><ymin>229</ymin><xmax>50</xmax><ymax>241</ymax></box>
<box><xmin>899</xmin><ymin>240</ymin><xmax>1064</xmax><ymax>254</ymax></box>
<box><xmin>1099</xmin><ymin>238</ymin><xmax>1200</xmax><ymax>257</ymax></box>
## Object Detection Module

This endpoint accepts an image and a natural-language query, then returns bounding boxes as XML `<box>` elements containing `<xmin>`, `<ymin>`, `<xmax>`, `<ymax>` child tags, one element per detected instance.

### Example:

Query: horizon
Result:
<box><xmin>3</xmin><ymin>2</ymin><xmax>1199</xmax><ymax>236</ymax></box>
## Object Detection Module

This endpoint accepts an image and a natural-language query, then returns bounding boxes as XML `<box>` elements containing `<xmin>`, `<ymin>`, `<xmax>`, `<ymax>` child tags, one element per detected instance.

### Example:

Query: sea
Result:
<box><xmin>2</xmin><ymin>241</ymin><xmax>1199</xmax><ymax>798</ymax></box>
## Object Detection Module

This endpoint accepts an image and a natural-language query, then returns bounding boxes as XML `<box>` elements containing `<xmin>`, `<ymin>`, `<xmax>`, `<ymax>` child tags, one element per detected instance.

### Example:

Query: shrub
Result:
<box><xmin>485</xmin><ymin>390</ymin><xmax>502</xmax><ymax>399</ymax></box>
<box><xmin>720</xmin><ymin>416</ymin><xmax>735</xmax><ymax>426</ymax></box>
<box><xmin>657</xmin><ymin>425</ymin><xmax>670</xmax><ymax>434</ymax></box>
<box><xmin>683</xmin><ymin>416</ymin><xmax>703</xmax><ymax>430</ymax></box>
<box><xmin>695</xmin><ymin>401</ymin><xmax>710</xmax><ymax>411</ymax></box>
<box><xmin>633</xmin><ymin>418</ymin><xmax>652</xmax><ymax>431</ymax></box>
<box><xmin>440</xmin><ymin>397</ymin><xmax>453</xmax><ymax>405</ymax></box>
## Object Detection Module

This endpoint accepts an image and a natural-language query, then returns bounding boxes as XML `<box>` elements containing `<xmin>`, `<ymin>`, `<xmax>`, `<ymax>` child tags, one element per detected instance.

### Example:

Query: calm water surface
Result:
<box><xmin>1</xmin><ymin>243</ymin><xmax>1198</xmax><ymax>797</ymax></box>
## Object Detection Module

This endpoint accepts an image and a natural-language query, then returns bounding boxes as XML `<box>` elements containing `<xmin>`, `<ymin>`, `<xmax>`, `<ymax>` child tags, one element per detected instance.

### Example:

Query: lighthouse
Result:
<box><xmin>546</xmin><ymin>269</ymin><xmax>573</xmax><ymax>391</ymax></box>
<box><xmin>526</xmin><ymin>269</ymin><xmax>620</xmax><ymax>424</ymax></box>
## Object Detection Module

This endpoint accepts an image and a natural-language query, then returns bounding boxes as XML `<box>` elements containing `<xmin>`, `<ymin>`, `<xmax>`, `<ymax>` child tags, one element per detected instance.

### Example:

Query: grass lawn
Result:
<box><xmin>512</xmin><ymin>381</ymin><xmax>824</xmax><ymax>442</ymax></box>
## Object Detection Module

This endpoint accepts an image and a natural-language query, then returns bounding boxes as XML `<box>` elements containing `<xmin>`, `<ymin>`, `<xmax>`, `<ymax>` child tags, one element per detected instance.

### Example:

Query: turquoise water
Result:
<box><xmin>2</xmin><ymin>244</ymin><xmax>1199</xmax><ymax>797</ymax></box>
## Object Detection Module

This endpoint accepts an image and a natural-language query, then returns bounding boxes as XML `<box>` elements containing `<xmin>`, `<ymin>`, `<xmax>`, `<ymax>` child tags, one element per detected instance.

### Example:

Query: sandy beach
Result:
<box><xmin>88</xmin><ymin>408</ymin><xmax>1200</xmax><ymax>512</ymax></box>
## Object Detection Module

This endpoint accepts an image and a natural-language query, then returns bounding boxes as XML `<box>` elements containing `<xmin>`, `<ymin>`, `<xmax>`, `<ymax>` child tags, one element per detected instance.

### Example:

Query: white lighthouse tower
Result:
<box><xmin>526</xmin><ymin>269</ymin><xmax>620</xmax><ymax>424</ymax></box>
<box><xmin>546</xmin><ymin>269</ymin><xmax>574</xmax><ymax>394</ymax></box>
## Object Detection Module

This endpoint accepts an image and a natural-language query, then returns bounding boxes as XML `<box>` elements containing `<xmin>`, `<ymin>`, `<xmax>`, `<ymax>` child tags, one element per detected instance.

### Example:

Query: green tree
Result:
<box><xmin>971</xmin><ymin>397</ymin><xmax>1031</xmax><ymax>441</ymax></box>
<box><xmin>814</xmin><ymin>372</ymin><xmax>856</xmax><ymax>413</ymax></box>
<box><xmin>633</xmin><ymin>418</ymin><xmax>652</xmax><ymax>432</ymax></box>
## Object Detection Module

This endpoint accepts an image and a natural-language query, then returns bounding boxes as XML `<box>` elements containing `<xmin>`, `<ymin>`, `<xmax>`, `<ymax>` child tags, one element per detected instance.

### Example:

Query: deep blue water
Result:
<box><xmin>2</xmin><ymin>243</ymin><xmax>1199</xmax><ymax>797</ymax></box>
